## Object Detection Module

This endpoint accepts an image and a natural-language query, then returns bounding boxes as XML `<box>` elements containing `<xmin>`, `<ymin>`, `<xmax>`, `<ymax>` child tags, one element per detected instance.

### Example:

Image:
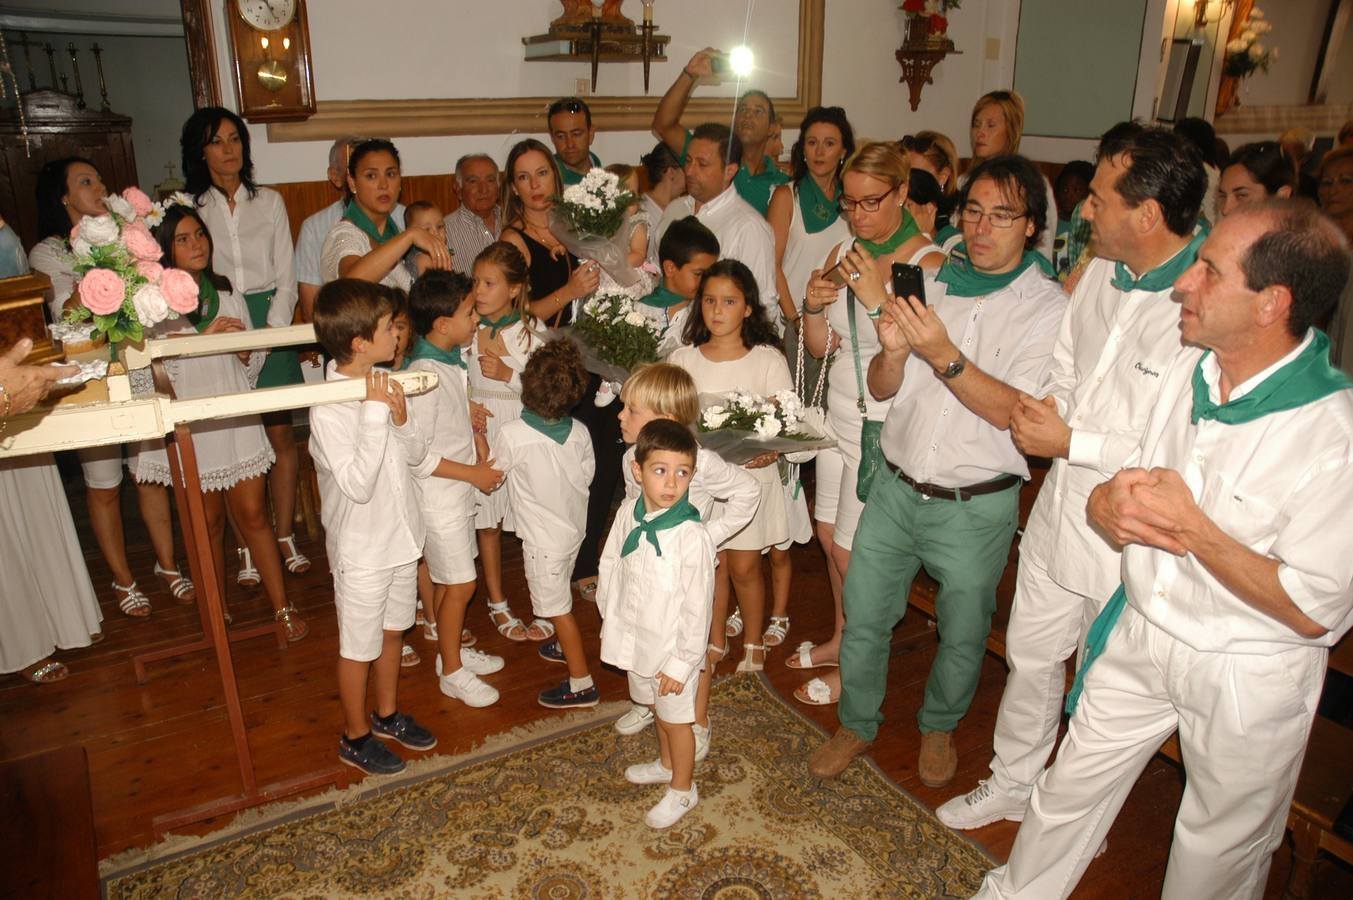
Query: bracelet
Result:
<box><xmin>802</xmin><ymin>302</ymin><xmax>825</xmax><ymax>316</ymax></box>
<box><xmin>865</xmin><ymin>305</ymin><xmax>883</xmax><ymax>320</ymax></box>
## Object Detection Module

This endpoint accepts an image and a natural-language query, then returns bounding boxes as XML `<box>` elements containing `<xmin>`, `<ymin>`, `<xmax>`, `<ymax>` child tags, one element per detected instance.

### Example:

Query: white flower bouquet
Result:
<box><xmin>1224</xmin><ymin>6</ymin><xmax>1276</xmax><ymax>79</ymax></box>
<box><xmin>566</xmin><ymin>292</ymin><xmax>662</xmax><ymax>382</ymax></box>
<box><xmin>64</xmin><ymin>187</ymin><xmax>199</xmax><ymax>345</ymax></box>
<box><xmin>697</xmin><ymin>389</ymin><xmax>837</xmax><ymax>465</ymax></box>
<box><xmin>550</xmin><ymin>168</ymin><xmax>645</xmax><ymax>288</ymax></box>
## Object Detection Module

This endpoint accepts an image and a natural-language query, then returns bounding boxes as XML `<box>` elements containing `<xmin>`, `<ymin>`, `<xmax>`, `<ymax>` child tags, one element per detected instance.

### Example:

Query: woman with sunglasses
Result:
<box><xmin>963</xmin><ymin>91</ymin><xmax>1057</xmax><ymax>262</ymax></box>
<box><xmin>789</xmin><ymin>142</ymin><xmax>944</xmax><ymax>706</ymax></box>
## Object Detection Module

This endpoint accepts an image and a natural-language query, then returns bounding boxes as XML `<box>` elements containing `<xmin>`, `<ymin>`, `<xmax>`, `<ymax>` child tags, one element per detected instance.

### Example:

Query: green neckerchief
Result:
<box><xmin>797</xmin><ymin>176</ymin><xmax>841</xmax><ymax>234</ymax></box>
<box><xmin>934</xmin><ymin>222</ymin><xmax>961</xmax><ymax>247</ymax></box>
<box><xmin>620</xmin><ymin>491</ymin><xmax>702</xmax><ymax>557</ymax></box>
<box><xmin>641</xmin><ymin>280</ymin><xmax>688</xmax><ymax>310</ymax></box>
<box><xmin>521</xmin><ymin>408</ymin><xmax>573</xmax><ymax>445</ymax></box>
<box><xmin>1065</xmin><ymin>584</ymin><xmax>1127</xmax><ymax>715</ymax></box>
<box><xmin>479</xmin><ymin>309</ymin><xmax>521</xmax><ymax>339</ymax></box>
<box><xmin>856</xmin><ymin>208</ymin><xmax>922</xmax><ymax>257</ymax></box>
<box><xmin>733</xmin><ymin>156</ymin><xmax>791</xmax><ymax>216</ymax></box>
<box><xmin>343</xmin><ymin>199</ymin><xmax>400</xmax><ymax>246</ymax></box>
<box><xmin>1110</xmin><ymin>222</ymin><xmax>1208</xmax><ymax>293</ymax></box>
<box><xmin>935</xmin><ymin>243</ymin><xmax>1055</xmax><ymax>298</ymax></box>
<box><xmin>556</xmin><ymin>151</ymin><xmax>602</xmax><ymax>187</ymax></box>
<box><xmin>1192</xmin><ymin>330</ymin><xmax>1349</xmax><ymax>426</ymax></box>
<box><xmin>187</xmin><ymin>274</ymin><xmax>219</xmax><ymax>332</ymax></box>
<box><xmin>407</xmin><ymin>335</ymin><xmax>466</xmax><ymax>370</ymax></box>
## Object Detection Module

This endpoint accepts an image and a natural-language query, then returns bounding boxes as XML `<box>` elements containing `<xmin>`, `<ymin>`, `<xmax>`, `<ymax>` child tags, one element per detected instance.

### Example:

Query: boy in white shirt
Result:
<box><xmin>310</xmin><ymin>279</ymin><xmax>438</xmax><ymax>776</ymax></box>
<box><xmin>492</xmin><ymin>339</ymin><xmax>597</xmax><ymax>708</ymax></box>
<box><xmin>599</xmin><ymin>418</ymin><xmax>716</xmax><ymax>829</ymax></box>
<box><xmin>405</xmin><ymin>270</ymin><xmax>508</xmax><ymax>707</ymax></box>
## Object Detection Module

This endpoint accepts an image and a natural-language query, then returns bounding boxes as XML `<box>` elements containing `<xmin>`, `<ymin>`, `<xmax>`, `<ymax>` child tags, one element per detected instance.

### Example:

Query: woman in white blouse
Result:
<box><xmin>319</xmin><ymin>138</ymin><xmax>452</xmax><ymax>289</ymax></box>
<box><xmin>182</xmin><ymin>107</ymin><xmax>306</xmax><ymax>582</ymax></box>
<box><xmin>28</xmin><ymin>156</ymin><xmax>193</xmax><ymax>619</ymax></box>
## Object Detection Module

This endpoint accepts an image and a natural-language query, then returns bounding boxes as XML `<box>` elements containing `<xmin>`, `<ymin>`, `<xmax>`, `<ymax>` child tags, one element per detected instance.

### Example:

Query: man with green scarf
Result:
<box><xmin>807</xmin><ymin>155</ymin><xmax>1066</xmax><ymax>788</ymax></box>
<box><xmin>974</xmin><ymin>202</ymin><xmax>1353</xmax><ymax>900</ymax></box>
<box><xmin>939</xmin><ymin>125</ymin><xmax>1208</xmax><ymax>832</ymax></box>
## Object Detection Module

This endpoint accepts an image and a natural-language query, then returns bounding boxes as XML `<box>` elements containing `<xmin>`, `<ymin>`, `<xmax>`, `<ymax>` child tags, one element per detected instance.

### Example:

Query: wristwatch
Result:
<box><xmin>938</xmin><ymin>354</ymin><xmax>966</xmax><ymax>379</ymax></box>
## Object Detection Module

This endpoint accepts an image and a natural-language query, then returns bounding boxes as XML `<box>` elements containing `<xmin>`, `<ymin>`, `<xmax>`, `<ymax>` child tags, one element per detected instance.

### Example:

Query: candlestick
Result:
<box><xmin>16</xmin><ymin>32</ymin><xmax>37</xmax><ymax>91</ymax></box>
<box><xmin>42</xmin><ymin>42</ymin><xmax>57</xmax><ymax>89</ymax></box>
<box><xmin>66</xmin><ymin>42</ymin><xmax>86</xmax><ymax>108</ymax></box>
<box><xmin>91</xmin><ymin>42</ymin><xmax>110</xmax><ymax>109</ymax></box>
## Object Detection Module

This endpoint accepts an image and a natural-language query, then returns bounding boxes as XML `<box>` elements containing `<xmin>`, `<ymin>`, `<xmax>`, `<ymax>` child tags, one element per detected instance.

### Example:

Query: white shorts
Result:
<box><xmin>523</xmin><ymin>544</ymin><xmax>576</xmax><ymax>619</ymax></box>
<box><xmin>423</xmin><ymin>510</ymin><xmax>478</xmax><ymax>586</ymax></box>
<box><xmin>627</xmin><ymin>668</ymin><xmax>700</xmax><ymax>724</ymax></box>
<box><xmin>78</xmin><ymin>444</ymin><xmax>123</xmax><ymax>489</ymax></box>
<box><xmin>812</xmin><ymin>422</ymin><xmax>865</xmax><ymax>551</ymax></box>
<box><xmin>333</xmin><ymin>560</ymin><xmax>419</xmax><ymax>662</ymax></box>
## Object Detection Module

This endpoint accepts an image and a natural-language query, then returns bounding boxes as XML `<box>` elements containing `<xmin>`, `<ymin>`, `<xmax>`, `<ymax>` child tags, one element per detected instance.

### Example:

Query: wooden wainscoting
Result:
<box><xmin>268</xmin><ymin>174</ymin><xmax>463</xmax><ymax>243</ymax></box>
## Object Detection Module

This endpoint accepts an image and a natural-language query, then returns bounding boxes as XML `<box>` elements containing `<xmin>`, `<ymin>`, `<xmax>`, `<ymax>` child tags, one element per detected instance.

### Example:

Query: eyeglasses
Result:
<box><xmin>960</xmin><ymin>204</ymin><xmax>1026</xmax><ymax>228</ymax></box>
<box><xmin>839</xmin><ymin>186</ymin><xmax>899</xmax><ymax>213</ymax></box>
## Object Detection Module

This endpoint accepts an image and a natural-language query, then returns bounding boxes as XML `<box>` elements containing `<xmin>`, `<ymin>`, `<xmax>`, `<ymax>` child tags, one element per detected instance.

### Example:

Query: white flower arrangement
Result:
<box><xmin>556</xmin><ymin>169</ymin><xmax>635</xmax><ymax>240</ymax></box>
<box><xmin>570</xmin><ymin>292</ymin><xmax>662</xmax><ymax>375</ymax></box>
<box><xmin>696</xmin><ymin>389</ymin><xmax>835</xmax><ymax>465</ymax></box>
<box><xmin>146</xmin><ymin>191</ymin><xmax>195</xmax><ymax>228</ymax></box>
<box><xmin>1224</xmin><ymin>6</ymin><xmax>1277</xmax><ymax>79</ymax></box>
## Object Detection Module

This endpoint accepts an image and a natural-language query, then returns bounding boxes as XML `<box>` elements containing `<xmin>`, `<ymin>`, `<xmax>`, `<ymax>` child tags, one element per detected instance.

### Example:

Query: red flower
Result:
<box><xmin>902</xmin><ymin>0</ymin><xmax>924</xmax><ymax>12</ymax></box>
<box><xmin>930</xmin><ymin>13</ymin><xmax>948</xmax><ymax>32</ymax></box>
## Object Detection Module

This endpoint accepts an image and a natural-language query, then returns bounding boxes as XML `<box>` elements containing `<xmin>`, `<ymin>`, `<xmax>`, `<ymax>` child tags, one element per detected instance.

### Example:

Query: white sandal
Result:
<box><xmin>487</xmin><ymin>600</ymin><xmax>529</xmax><ymax>642</ymax></box>
<box><xmin>154</xmin><ymin>563</ymin><xmax>196</xmax><ymax>604</ymax></box>
<box><xmin>526</xmin><ymin>618</ymin><xmax>556</xmax><ymax>641</ymax></box>
<box><xmin>277</xmin><ymin>534</ymin><xmax>311</xmax><ymax>575</ymax></box>
<box><xmin>113</xmin><ymin>581</ymin><xmax>152</xmax><ymax>618</ymax></box>
<box><xmin>736</xmin><ymin>643</ymin><xmax>766</xmax><ymax>673</ymax></box>
<box><xmin>785</xmin><ymin>640</ymin><xmax>839</xmax><ymax>671</ymax></box>
<box><xmin>794</xmin><ymin>676</ymin><xmax>838</xmax><ymax>706</ymax></box>
<box><xmin>236</xmin><ymin>548</ymin><xmax>260</xmax><ymax>588</ymax></box>
<box><xmin>725</xmin><ymin>608</ymin><xmax>744</xmax><ymax>638</ymax></box>
<box><xmin>400</xmin><ymin>643</ymin><xmax>421</xmax><ymax>667</ymax></box>
<box><xmin>763</xmin><ymin>616</ymin><xmax>790</xmax><ymax>647</ymax></box>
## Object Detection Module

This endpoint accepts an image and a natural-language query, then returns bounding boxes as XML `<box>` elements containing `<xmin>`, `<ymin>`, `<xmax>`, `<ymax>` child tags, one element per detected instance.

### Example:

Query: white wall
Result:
<box><xmin>1234</xmin><ymin>0</ymin><xmax>1332</xmax><ymax>107</ymax></box>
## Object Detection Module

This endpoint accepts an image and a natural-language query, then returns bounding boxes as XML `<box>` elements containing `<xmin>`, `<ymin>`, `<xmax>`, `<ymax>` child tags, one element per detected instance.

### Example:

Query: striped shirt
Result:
<box><xmin>444</xmin><ymin>205</ymin><xmax>500</xmax><ymax>275</ymax></box>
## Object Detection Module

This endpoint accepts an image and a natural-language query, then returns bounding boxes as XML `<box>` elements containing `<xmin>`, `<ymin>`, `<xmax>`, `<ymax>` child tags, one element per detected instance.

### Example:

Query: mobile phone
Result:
<box><xmin>823</xmin><ymin>260</ymin><xmax>850</xmax><ymax>288</ymax></box>
<box><xmin>710</xmin><ymin>51</ymin><xmax>730</xmax><ymax>75</ymax></box>
<box><xmin>891</xmin><ymin>262</ymin><xmax>926</xmax><ymax>306</ymax></box>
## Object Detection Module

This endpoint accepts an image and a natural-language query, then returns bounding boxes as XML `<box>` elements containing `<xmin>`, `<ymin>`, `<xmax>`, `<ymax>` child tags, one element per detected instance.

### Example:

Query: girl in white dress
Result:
<box><xmin>128</xmin><ymin>205</ymin><xmax>307</xmax><ymax>641</ymax></box>
<box><xmin>668</xmin><ymin>259</ymin><xmax>792</xmax><ymax>673</ymax></box>
<box><xmin>467</xmin><ymin>241</ymin><xmax>550</xmax><ymax>643</ymax></box>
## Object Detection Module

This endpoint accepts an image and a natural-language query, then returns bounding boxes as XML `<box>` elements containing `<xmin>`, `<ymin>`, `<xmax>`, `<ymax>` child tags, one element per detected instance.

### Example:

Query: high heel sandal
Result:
<box><xmin>763</xmin><ymin>616</ymin><xmax>790</xmax><ymax>647</ymax></box>
<box><xmin>707</xmin><ymin>641</ymin><xmax>729</xmax><ymax>664</ymax></box>
<box><xmin>113</xmin><ymin>581</ymin><xmax>152</xmax><ymax>618</ymax></box>
<box><xmin>736</xmin><ymin>643</ymin><xmax>766</xmax><ymax>673</ymax></box>
<box><xmin>274</xmin><ymin>606</ymin><xmax>309</xmax><ymax>642</ymax></box>
<box><xmin>154</xmin><ymin>563</ymin><xmax>196</xmax><ymax>604</ymax></box>
<box><xmin>725</xmin><ymin>608</ymin><xmax>744</xmax><ymax>638</ymax></box>
<box><xmin>236</xmin><ymin>548</ymin><xmax>261</xmax><ymax>588</ymax></box>
<box><xmin>277</xmin><ymin>534</ymin><xmax>311</xmax><ymax>575</ymax></box>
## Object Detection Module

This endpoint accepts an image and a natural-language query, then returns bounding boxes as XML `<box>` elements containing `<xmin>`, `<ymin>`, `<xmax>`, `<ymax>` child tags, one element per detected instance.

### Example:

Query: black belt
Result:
<box><xmin>883</xmin><ymin>458</ymin><xmax>1021</xmax><ymax>501</ymax></box>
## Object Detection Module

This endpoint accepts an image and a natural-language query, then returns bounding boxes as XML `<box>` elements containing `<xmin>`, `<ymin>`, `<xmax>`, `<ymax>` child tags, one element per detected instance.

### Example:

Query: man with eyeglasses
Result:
<box><xmin>807</xmin><ymin>154</ymin><xmax>1066</xmax><ymax>788</ymax></box>
<box><xmin>651</xmin><ymin>48</ymin><xmax>789</xmax><ymax>216</ymax></box>
<box><xmin>548</xmin><ymin>97</ymin><xmax>601</xmax><ymax>187</ymax></box>
<box><xmin>938</xmin><ymin>125</ymin><xmax>1209</xmax><ymax>833</ymax></box>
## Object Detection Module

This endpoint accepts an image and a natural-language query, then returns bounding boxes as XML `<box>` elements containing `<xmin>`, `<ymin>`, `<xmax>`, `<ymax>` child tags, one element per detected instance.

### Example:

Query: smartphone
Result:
<box><xmin>710</xmin><ymin>51</ymin><xmax>730</xmax><ymax>75</ymax></box>
<box><xmin>823</xmin><ymin>260</ymin><xmax>850</xmax><ymax>288</ymax></box>
<box><xmin>891</xmin><ymin>262</ymin><xmax>926</xmax><ymax>306</ymax></box>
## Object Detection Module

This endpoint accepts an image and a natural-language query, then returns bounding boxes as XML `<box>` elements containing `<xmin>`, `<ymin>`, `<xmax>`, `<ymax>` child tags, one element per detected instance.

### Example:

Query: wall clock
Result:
<box><xmin>224</xmin><ymin>0</ymin><xmax>316</xmax><ymax>123</ymax></box>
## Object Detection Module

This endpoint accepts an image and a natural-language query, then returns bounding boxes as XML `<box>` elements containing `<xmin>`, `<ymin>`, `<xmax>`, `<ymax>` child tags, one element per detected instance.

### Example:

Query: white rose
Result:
<box><xmin>1226</xmin><ymin>38</ymin><xmax>1246</xmax><ymax>53</ymax></box>
<box><xmin>78</xmin><ymin>214</ymin><xmax>120</xmax><ymax>246</ymax></box>
<box><xmin>71</xmin><ymin>236</ymin><xmax>93</xmax><ymax>258</ymax></box>
<box><xmin>131</xmin><ymin>282</ymin><xmax>170</xmax><ymax>325</ymax></box>
<box><xmin>1249</xmin><ymin>42</ymin><xmax>1265</xmax><ymax>59</ymax></box>
<box><xmin>703</xmin><ymin>410</ymin><xmax>730</xmax><ymax>429</ymax></box>
<box><xmin>1242</xmin><ymin>29</ymin><xmax>1256</xmax><ymax>43</ymax></box>
<box><xmin>1248</xmin><ymin>7</ymin><xmax>1264</xmax><ymax>18</ymax></box>
<box><xmin>623</xmin><ymin>311</ymin><xmax>647</xmax><ymax>327</ymax></box>
<box><xmin>104</xmin><ymin>193</ymin><xmax>135</xmax><ymax>221</ymax></box>
<box><xmin>1252</xmin><ymin>20</ymin><xmax>1270</xmax><ymax>33</ymax></box>
<box><xmin>753</xmin><ymin>414</ymin><xmax>781</xmax><ymax>439</ymax></box>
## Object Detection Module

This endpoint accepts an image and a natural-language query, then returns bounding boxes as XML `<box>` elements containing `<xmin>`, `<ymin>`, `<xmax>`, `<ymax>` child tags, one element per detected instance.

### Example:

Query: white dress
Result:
<box><xmin>0</xmin><ymin>455</ymin><xmax>103</xmax><ymax>673</ymax></box>
<box><xmin>127</xmin><ymin>288</ymin><xmax>274</xmax><ymax>492</ymax></box>
<box><xmin>320</xmin><ymin>219</ymin><xmax>413</xmax><ymax>291</ymax></box>
<box><xmin>779</xmin><ymin>184</ymin><xmax>851</xmax><ymax>311</ymax></box>
<box><xmin>668</xmin><ymin>344</ymin><xmax>794</xmax><ymax>551</ymax></box>
<box><xmin>467</xmin><ymin>318</ymin><xmax>544</xmax><ymax>529</ymax></box>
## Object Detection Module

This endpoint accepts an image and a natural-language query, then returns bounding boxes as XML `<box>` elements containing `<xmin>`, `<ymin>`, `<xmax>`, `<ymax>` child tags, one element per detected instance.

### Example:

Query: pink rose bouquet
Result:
<box><xmin>159</xmin><ymin>268</ymin><xmax>201</xmax><ymax>315</ymax></box>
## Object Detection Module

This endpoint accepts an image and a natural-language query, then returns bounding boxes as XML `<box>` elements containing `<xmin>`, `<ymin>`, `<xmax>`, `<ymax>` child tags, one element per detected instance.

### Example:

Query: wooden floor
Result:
<box><xmin>3</xmin><ymin>461</ymin><xmax>1351</xmax><ymax>898</ymax></box>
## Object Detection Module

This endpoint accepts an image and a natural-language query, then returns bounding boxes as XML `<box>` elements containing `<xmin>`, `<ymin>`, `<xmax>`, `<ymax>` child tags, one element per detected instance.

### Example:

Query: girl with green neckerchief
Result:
<box><xmin>791</xmin><ymin>141</ymin><xmax>948</xmax><ymax>708</ymax></box>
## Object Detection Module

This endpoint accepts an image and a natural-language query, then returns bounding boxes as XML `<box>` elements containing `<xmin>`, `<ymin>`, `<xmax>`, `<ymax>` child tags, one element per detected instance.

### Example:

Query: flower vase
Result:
<box><xmin>905</xmin><ymin>14</ymin><xmax>932</xmax><ymax>46</ymax></box>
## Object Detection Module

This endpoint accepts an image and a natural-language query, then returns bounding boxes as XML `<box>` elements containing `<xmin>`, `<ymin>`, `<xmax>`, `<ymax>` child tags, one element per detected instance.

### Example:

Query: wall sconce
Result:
<box><xmin>1194</xmin><ymin>0</ymin><xmax>1235</xmax><ymax>29</ymax></box>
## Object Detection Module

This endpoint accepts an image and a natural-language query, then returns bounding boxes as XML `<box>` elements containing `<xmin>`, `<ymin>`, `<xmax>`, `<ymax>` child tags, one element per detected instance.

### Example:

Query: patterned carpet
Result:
<box><xmin>104</xmin><ymin>673</ymin><xmax>993</xmax><ymax>898</ymax></box>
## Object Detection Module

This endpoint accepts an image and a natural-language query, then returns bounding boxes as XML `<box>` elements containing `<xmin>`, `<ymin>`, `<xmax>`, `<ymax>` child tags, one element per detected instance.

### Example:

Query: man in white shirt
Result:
<box><xmin>668</xmin><ymin>122</ymin><xmax>783</xmax><ymax>333</ymax></box>
<box><xmin>973</xmin><ymin>200</ymin><xmax>1353</xmax><ymax>900</ymax></box>
<box><xmin>938</xmin><ymin>125</ymin><xmax>1208</xmax><ymax>830</ymax></box>
<box><xmin>807</xmin><ymin>156</ymin><xmax>1067</xmax><ymax>789</ymax></box>
<box><xmin>444</xmin><ymin>153</ymin><xmax>501</xmax><ymax>276</ymax></box>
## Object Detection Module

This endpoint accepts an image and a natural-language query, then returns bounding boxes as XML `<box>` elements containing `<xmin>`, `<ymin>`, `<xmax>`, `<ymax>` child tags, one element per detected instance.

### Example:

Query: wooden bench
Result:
<box><xmin>0</xmin><ymin>745</ymin><xmax>100</xmax><ymax>899</ymax></box>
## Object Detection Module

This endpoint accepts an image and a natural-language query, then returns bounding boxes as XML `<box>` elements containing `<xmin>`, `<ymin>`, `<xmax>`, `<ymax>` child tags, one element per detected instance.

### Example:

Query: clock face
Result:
<box><xmin>237</xmin><ymin>0</ymin><xmax>297</xmax><ymax>30</ymax></box>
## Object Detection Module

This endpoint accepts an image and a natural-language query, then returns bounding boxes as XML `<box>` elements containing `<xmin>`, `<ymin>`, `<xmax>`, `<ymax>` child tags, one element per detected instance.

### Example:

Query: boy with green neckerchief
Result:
<box><xmin>634</xmin><ymin>215</ymin><xmax>719</xmax><ymax>356</ymax></box>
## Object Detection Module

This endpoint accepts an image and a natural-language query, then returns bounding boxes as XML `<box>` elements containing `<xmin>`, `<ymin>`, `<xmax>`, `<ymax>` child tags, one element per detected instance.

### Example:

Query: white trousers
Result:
<box><xmin>974</xmin><ymin>604</ymin><xmax>1326</xmax><ymax>900</ymax></box>
<box><xmin>989</xmin><ymin>553</ymin><xmax>1106</xmax><ymax>795</ymax></box>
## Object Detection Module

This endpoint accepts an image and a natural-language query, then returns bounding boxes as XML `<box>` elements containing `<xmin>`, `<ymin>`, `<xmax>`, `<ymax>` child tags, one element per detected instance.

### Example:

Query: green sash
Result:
<box><xmin>243</xmin><ymin>288</ymin><xmax>304</xmax><ymax>388</ymax></box>
<box><xmin>521</xmin><ymin>409</ymin><xmax>573</xmax><ymax>445</ymax></box>
<box><xmin>343</xmin><ymin>199</ymin><xmax>400</xmax><ymax>246</ymax></box>
<box><xmin>479</xmin><ymin>310</ymin><xmax>521</xmax><ymax>339</ymax></box>
<box><xmin>797</xmin><ymin>176</ymin><xmax>841</xmax><ymax>234</ymax></box>
<box><xmin>856</xmin><ymin>209</ymin><xmax>921</xmax><ymax>258</ymax></box>
<box><xmin>935</xmin><ymin>243</ymin><xmax>1055</xmax><ymax>298</ymax></box>
<box><xmin>407</xmin><ymin>335</ymin><xmax>466</xmax><ymax>370</ymax></box>
<box><xmin>1064</xmin><ymin>584</ymin><xmax>1127</xmax><ymax>715</ymax></box>
<box><xmin>640</xmin><ymin>281</ymin><xmax>688</xmax><ymax>310</ymax></box>
<box><xmin>188</xmin><ymin>275</ymin><xmax>220</xmax><ymax>332</ymax></box>
<box><xmin>620</xmin><ymin>492</ymin><xmax>702</xmax><ymax>557</ymax></box>
<box><xmin>1110</xmin><ymin>224</ymin><xmax>1208</xmax><ymax>293</ymax></box>
<box><xmin>1192</xmin><ymin>330</ymin><xmax>1350</xmax><ymax>425</ymax></box>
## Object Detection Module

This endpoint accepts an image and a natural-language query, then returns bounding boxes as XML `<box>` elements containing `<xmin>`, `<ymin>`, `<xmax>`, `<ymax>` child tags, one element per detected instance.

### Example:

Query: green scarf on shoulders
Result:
<box><xmin>521</xmin><ymin>409</ymin><xmax>573</xmax><ymax>445</ymax></box>
<box><xmin>343</xmin><ymin>199</ymin><xmax>400</xmax><ymax>246</ymax></box>
<box><xmin>935</xmin><ymin>243</ymin><xmax>1055</xmax><ymax>298</ymax></box>
<box><xmin>620</xmin><ymin>492</ymin><xmax>702</xmax><ymax>557</ymax></box>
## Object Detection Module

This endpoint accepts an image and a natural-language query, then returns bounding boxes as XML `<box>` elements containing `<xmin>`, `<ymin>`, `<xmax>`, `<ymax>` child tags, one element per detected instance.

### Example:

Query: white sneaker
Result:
<box><xmin>435</xmin><ymin>647</ymin><xmax>505</xmax><ymax>677</ymax></box>
<box><xmin>645</xmin><ymin>786</ymin><xmax>698</xmax><ymax>829</ymax></box>
<box><xmin>624</xmin><ymin>759</ymin><xmax>673</xmax><ymax>785</ymax></box>
<box><xmin>936</xmin><ymin>779</ymin><xmax>1029</xmax><ymax>830</ymax></box>
<box><xmin>614</xmin><ymin>703</ymin><xmax>655</xmax><ymax>735</ymax></box>
<box><xmin>439</xmin><ymin>668</ymin><xmax>499</xmax><ymax>708</ymax></box>
<box><xmin>693</xmin><ymin>723</ymin><xmax>711</xmax><ymax>763</ymax></box>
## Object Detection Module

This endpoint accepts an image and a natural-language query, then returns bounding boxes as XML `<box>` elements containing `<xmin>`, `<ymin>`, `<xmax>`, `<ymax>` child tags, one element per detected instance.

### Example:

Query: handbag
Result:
<box><xmin>847</xmin><ymin>288</ymin><xmax>887</xmax><ymax>502</ymax></box>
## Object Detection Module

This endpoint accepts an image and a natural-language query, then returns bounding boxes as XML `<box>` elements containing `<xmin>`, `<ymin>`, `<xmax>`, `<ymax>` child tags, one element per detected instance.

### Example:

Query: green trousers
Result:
<box><xmin>838</xmin><ymin>469</ymin><xmax>1019</xmax><ymax>740</ymax></box>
